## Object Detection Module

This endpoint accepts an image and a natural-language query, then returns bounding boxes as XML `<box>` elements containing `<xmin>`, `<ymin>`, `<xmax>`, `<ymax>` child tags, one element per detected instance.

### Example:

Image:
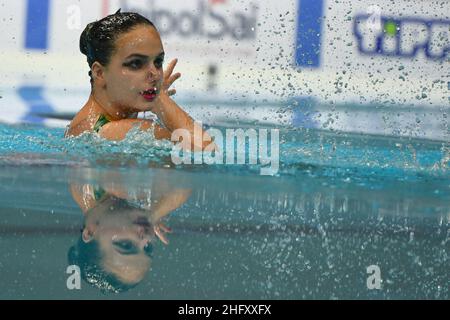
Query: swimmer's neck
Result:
<box><xmin>88</xmin><ymin>92</ymin><xmax>137</xmax><ymax>121</ymax></box>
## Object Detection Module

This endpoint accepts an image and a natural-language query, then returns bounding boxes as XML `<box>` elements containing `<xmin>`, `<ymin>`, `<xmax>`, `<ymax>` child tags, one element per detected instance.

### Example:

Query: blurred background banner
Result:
<box><xmin>0</xmin><ymin>0</ymin><xmax>448</xmax><ymax>140</ymax></box>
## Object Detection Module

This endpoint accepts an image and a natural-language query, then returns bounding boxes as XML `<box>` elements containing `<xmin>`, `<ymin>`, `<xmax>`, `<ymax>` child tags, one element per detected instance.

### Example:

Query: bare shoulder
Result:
<box><xmin>99</xmin><ymin>118</ymin><xmax>173</xmax><ymax>141</ymax></box>
<box><xmin>65</xmin><ymin>106</ymin><xmax>99</xmax><ymax>137</ymax></box>
<box><xmin>99</xmin><ymin>118</ymin><xmax>155</xmax><ymax>141</ymax></box>
<box><xmin>65</xmin><ymin>119</ymin><xmax>94</xmax><ymax>137</ymax></box>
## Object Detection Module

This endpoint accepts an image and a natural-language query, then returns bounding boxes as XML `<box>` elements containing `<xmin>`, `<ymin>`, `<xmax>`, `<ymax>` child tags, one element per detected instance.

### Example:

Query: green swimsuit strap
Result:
<box><xmin>93</xmin><ymin>114</ymin><xmax>110</xmax><ymax>133</ymax></box>
<box><xmin>93</xmin><ymin>185</ymin><xmax>107</xmax><ymax>201</ymax></box>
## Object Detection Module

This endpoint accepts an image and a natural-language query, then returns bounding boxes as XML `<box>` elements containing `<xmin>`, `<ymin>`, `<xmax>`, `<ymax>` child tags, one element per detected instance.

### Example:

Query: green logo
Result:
<box><xmin>384</xmin><ymin>20</ymin><xmax>397</xmax><ymax>36</ymax></box>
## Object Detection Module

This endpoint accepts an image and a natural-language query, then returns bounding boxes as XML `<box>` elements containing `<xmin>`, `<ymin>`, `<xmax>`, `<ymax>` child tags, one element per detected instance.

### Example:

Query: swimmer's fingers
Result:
<box><xmin>164</xmin><ymin>58</ymin><xmax>178</xmax><ymax>81</ymax></box>
<box><xmin>167</xmin><ymin>72</ymin><xmax>181</xmax><ymax>86</ymax></box>
<box><xmin>159</xmin><ymin>223</ymin><xmax>172</xmax><ymax>233</ymax></box>
<box><xmin>154</xmin><ymin>224</ymin><xmax>170</xmax><ymax>245</ymax></box>
<box><xmin>162</xmin><ymin>59</ymin><xmax>181</xmax><ymax>94</ymax></box>
<box><xmin>163</xmin><ymin>73</ymin><xmax>181</xmax><ymax>94</ymax></box>
<box><xmin>154</xmin><ymin>227</ymin><xmax>169</xmax><ymax>245</ymax></box>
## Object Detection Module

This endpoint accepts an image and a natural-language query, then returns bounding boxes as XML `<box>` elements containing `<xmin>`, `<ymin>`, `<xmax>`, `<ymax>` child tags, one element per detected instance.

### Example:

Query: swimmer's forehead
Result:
<box><xmin>103</xmin><ymin>253</ymin><xmax>150</xmax><ymax>284</ymax></box>
<box><xmin>114</xmin><ymin>25</ymin><xmax>163</xmax><ymax>59</ymax></box>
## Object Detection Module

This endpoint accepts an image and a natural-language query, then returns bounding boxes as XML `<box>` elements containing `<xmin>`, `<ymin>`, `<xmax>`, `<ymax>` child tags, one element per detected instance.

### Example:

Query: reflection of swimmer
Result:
<box><xmin>67</xmin><ymin>169</ymin><xmax>191</xmax><ymax>293</ymax></box>
<box><xmin>65</xmin><ymin>10</ymin><xmax>210</xmax><ymax>150</ymax></box>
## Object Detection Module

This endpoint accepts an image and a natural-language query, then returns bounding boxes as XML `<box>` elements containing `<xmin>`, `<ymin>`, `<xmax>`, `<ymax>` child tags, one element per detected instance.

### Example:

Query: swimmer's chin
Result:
<box><xmin>141</xmin><ymin>100</ymin><xmax>160</xmax><ymax>113</ymax></box>
<box><xmin>141</xmin><ymin>93</ymin><xmax>168</xmax><ymax>111</ymax></box>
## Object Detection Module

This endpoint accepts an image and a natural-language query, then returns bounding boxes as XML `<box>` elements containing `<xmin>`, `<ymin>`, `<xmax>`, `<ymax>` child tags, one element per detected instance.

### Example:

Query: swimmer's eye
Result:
<box><xmin>124</xmin><ymin>59</ymin><xmax>145</xmax><ymax>70</ymax></box>
<box><xmin>154</xmin><ymin>58</ymin><xmax>164</xmax><ymax>69</ymax></box>
<box><xmin>113</xmin><ymin>239</ymin><xmax>139</xmax><ymax>255</ymax></box>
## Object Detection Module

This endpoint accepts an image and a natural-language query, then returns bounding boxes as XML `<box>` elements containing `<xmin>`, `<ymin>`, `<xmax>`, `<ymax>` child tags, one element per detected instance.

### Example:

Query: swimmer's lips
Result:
<box><xmin>140</xmin><ymin>87</ymin><xmax>158</xmax><ymax>101</ymax></box>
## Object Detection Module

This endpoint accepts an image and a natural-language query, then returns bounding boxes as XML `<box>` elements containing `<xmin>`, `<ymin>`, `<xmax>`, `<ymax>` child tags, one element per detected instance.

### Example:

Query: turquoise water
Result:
<box><xmin>0</xmin><ymin>122</ymin><xmax>448</xmax><ymax>299</ymax></box>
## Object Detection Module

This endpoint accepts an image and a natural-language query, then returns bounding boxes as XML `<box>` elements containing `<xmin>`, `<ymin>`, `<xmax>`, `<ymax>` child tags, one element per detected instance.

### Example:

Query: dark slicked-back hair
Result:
<box><xmin>68</xmin><ymin>235</ymin><xmax>138</xmax><ymax>294</ymax></box>
<box><xmin>79</xmin><ymin>9</ymin><xmax>155</xmax><ymax>85</ymax></box>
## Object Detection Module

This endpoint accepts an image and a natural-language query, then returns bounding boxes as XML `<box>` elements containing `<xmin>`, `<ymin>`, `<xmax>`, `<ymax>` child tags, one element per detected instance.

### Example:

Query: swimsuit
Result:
<box><xmin>64</xmin><ymin>114</ymin><xmax>110</xmax><ymax>137</ymax></box>
<box><xmin>93</xmin><ymin>186</ymin><xmax>107</xmax><ymax>201</ymax></box>
<box><xmin>87</xmin><ymin>183</ymin><xmax>153</xmax><ymax>210</ymax></box>
<box><xmin>93</xmin><ymin>114</ymin><xmax>110</xmax><ymax>133</ymax></box>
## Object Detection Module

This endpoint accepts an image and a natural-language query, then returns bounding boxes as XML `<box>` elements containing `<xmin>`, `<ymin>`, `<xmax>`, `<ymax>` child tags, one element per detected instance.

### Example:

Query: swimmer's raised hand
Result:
<box><xmin>153</xmin><ymin>222</ymin><xmax>172</xmax><ymax>245</ymax></box>
<box><xmin>163</xmin><ymin>58</ymin><xmax>181</xmax><ymax>96</ymax></box>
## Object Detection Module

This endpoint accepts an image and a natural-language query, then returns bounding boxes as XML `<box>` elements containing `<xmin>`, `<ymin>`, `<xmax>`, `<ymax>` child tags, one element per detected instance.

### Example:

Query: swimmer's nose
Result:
<box><xmin>147</xmin><ymin>64</ymin><xmax>161</xmax><ymax>81</ymax></box>
<box><xmin>142</xmin><ymin>236</ymin><xmax>151</xmax><ymax>246</ymax></box>
<box><xmin>135</xmin><ymin>225</ymin><xmax>148</xmax><ymax>236</ymax></box>
<box><xmin>136</xmin><ymin>230</ymin><xmax>154</xmax><ymax>252</ymax></box>
<box><xmin>135</xmin><ymin>224</ymin><xmax>155</xmax><ymax>241</ymax></box>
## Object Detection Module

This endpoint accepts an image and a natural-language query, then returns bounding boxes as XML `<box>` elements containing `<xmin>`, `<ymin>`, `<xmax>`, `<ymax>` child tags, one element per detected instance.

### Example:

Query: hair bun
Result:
<box><xmin>79</xmin><ymin>22</ymin><xmax>95</xmax><ymax>57</ymax></box>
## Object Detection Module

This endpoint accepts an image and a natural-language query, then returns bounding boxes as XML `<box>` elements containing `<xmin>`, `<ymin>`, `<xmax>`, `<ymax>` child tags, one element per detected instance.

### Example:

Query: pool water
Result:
<box><xmin>0</xmin><ymin>122</ymin><xmax>448</xmax><ymax>299</ymax></box>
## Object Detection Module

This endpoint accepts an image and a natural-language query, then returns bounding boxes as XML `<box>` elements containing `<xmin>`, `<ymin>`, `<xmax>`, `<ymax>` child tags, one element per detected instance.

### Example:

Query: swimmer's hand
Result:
<box><xmin>153</xmin><ymin>222</ymin><xmax>172</xmax><ymax>245</ymax></box>
<box><xmin>163</xmin><ymin>58</ymin><xmax>181</xmax><ymax>97</ymax></box>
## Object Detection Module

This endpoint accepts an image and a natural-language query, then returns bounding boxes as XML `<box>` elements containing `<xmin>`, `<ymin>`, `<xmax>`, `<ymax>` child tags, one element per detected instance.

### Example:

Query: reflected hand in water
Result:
<box><xmin>153</xmin><ymin>222</ymin><xmax>172</xmax><ymax>245</ymax></box>
<box><xmin>68</xmin><ymin>168</ymin><xmax>191</xmax><ymax>293</ymax></box>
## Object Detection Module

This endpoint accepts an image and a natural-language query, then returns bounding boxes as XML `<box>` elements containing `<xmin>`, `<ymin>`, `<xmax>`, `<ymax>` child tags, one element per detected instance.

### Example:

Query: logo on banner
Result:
<box><xmin>119</xmin><ymin>0</ymin><xmax>258</xmax><ymax>41</ymax></box>
<box><xmin>354</xmin><ymin>15</ymin><xmax>450</xmax><ymax>60</ymax></box>
<box><xmin>25</xmin><ymin>0</ymin><xmax>50</xmax><ymax>49</ymax></box>
<box><xmin>295</xmin><ymin>0</ymin><xmax>324</xmax><ymax>68</ymax></box>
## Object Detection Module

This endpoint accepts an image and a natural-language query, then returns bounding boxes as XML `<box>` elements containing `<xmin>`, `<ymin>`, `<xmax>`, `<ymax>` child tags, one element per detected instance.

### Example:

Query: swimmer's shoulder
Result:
<box><xmin>65</xmin><ymin>121</ymin><xmax>92</xmax><ymax>137</ymax></box>
<box><xmin>99</xmin><ymin>118</ymin><xmax>173</xmax><ymax>141</ymax></box>
<box><xmin>65</xmin><ymin>102</ymin><xmax>105</xmax><ymax>137</ymax></box>
<box><xmin>66</xmin><ymin>111</ymin><xmax>171</xmax><ymax>141</ymax></box>
<box><xmin>98</xmin><ymin>118</ymin><xmax>156</xmax><ymax>141</ymax></box>
<box><xmin>65</xmin><ymin>117</ymin><xmax>94</xmax><ymax>137</ymax></box>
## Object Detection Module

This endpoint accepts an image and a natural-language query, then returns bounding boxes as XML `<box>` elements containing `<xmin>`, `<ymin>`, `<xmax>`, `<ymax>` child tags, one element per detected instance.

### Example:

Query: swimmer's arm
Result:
<box><xmin>98</xmin><ymin>118</ymin><xmax>171</xmax><ymax>141</ymax></box>
<box><xmin>153</xmin><ymin>58</ymin><xmax>215</xmax><ymax>151</ymax></box>
<box><xmin>151</xmin><ymin>188</ymin><xmax>192</xmax><ymax>223</ymax></box>
<box><xmin>69</xmin><ymin>183</ymin><xmax>97</xmax><ymax>213</ymax></box>
<box><xmin>152</xmin><ymin>93</ymin><xmax>215</xmax><ymax>151</ymax></box>
<box><xmin>150</xmin><ymin>188</ymin><xmax>192</xmax><ymax>245</ymax></box>
<box><xmin>96</xmin><ymin>108</ymin><xmax>216</xmax><ymax>152</ymax></box>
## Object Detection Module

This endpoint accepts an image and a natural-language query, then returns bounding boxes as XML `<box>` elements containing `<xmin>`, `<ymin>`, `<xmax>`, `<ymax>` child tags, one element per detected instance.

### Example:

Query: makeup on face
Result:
<box><xmin>122</xmin><ymin>52</ymin><xmax>165</xmax><ymax>71</ymax></box>
<box><xmin>112</xmin><ymin>238</ymin><xmax>154</xmax><ymax>258</ymax></box>
<box><xmin>121</xmin><ymin>52</ymin><xmax>165</xmax><ymax>102</ymax></box>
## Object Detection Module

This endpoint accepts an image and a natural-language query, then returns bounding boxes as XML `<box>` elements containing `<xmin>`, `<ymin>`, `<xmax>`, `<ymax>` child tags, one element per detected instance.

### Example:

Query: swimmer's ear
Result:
<box><xmin>91</xmin><ymin>62</ymin><xmax>106</xmax><ymax>87</ymax></box>
<box><xmin>82</xmin><ymin>227</ymin><xmax>95</xmax><ymax>243</ymax></box>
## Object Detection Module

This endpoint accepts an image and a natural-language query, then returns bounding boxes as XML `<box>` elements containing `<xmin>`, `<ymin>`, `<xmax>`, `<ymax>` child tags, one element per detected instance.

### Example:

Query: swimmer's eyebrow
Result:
<box><xmin>124</xmin><ymin>52</ymin><xmax>165</xmax><ymax>60</ymax></box>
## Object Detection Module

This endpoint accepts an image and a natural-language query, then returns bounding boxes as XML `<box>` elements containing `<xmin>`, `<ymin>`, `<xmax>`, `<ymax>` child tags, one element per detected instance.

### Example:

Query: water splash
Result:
<box><xmin>0</xmin><ymin>123</ymin><xmax>448</xmax><ymax>183</ymax></box>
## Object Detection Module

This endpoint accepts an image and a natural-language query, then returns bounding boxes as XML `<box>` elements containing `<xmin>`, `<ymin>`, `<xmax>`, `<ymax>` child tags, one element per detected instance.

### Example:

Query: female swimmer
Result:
<box><xmin>65</xmin><ymin>10</ymin><xmax>209</xmax><ymax>149</ymax></box>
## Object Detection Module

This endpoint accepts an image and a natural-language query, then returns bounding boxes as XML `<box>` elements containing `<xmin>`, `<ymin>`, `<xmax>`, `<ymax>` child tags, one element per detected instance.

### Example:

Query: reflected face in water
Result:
<box><xmin>68</xmin><ymin>167</ymin><xmax>192</xmax><ymax>293</ymax></box>
<box><xmin>83</xmin><ymin>203</ymin><xmax>156</xmax><ymax>284</ymax></box>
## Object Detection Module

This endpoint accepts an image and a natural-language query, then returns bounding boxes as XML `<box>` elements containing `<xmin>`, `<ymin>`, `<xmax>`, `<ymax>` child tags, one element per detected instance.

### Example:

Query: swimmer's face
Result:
<box><xmin>101</xmin><ymin>24</ymin><xmax>164</xmax><ymax>114</ymax></box>
<box><xmin>83</xmin><ymin>208</ymin><xmax>155</xmax><ymax>284</ymax></box>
